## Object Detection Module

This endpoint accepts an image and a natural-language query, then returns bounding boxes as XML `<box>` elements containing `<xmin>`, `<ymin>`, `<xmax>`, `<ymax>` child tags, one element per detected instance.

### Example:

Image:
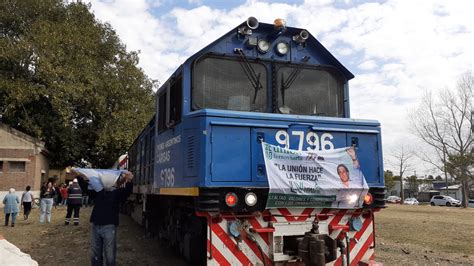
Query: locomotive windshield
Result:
<box><xmin>277</xmin><ymin>67</ymin><xmax>344</xmax><ymax>117</ymax></box>
<box><xmin>193</xmin><ymin>57</ymin><xmax>267</xmax><ymax>112</ymax></box>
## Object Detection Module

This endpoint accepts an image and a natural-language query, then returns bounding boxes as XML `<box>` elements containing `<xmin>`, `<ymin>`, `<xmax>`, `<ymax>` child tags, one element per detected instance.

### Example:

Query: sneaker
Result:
<box><xmin>11</xmin><ymin>224</ymin><xmax>14</xmax><ymax>227</ymax></box>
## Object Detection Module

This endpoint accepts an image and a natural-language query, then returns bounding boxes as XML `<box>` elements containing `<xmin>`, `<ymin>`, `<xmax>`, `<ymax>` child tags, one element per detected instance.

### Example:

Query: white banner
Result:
<box><xmin>262</xmin><ymin>142</ymin><xmax>369</xmax><ymax>209</ymax></box>
<box><xmin>72</xmin><ymin>168</ymin><xmax>124</xmax><ymax>192</ymax></box>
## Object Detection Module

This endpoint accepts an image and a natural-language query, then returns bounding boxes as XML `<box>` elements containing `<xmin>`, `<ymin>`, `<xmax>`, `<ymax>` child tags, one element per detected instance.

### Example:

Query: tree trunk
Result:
<box><xmin>399</xmin><ymin>175</ymin><xmax>404</xmax><ymax>203</ymax></box>
<box><xmin>461</xmin><ymin>180</ymin><xmax>469</xmax><ymax>208</ymax></box>
<box><xmin>443</xmin><ymin>150</ymin><xmax>449</xmax><ymax>195</ymax></box>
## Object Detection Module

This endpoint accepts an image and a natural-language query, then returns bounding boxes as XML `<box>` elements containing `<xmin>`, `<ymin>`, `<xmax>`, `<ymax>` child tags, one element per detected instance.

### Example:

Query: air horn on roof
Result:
<box><xmin>238</xmin><ymin>17</ymin><xmax>259</xmax><ymax>36</ymax></box>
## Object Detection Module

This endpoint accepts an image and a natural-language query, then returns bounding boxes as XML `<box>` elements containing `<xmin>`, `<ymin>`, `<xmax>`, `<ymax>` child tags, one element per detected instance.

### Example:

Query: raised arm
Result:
<box><xmin>346</xmin><ymin>147</ymin><xmax>360</xmax><ymax>168</ymax></box>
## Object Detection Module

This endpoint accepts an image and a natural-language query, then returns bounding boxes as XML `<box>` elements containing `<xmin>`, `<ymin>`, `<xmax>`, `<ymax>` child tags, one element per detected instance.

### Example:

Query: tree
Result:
<box><xmin>410</xmin><ymin>72</ymin><xmax>473</xmax><ymax>207</ymax></box>
<box><xmin>0</xmin><ymin>0</ymin><xmax>155</xmax><ymax>168</ymax></box>
<box><xmin>389</xmin><ymin>146</ymin><xmax>414</xmax><ymax>203</ymax></box>
<box><xmin>384</xmin><ymin>170</ymin><xmax>396</xmax><ymax>192</ymax></box>
<box><xmin>405</xmin><ymin>175</ymin><xmax>419</xmax><ymax>197</ymax></box>
<box><xmin>445</xmin><ymin>152</ymin><xmax>473</xmax><ymax>198</ymax></box>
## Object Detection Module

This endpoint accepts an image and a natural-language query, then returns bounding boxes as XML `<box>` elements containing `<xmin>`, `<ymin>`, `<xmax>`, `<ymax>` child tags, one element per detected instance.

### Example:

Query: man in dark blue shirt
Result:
<box><xmin>77</xmin><ymin>171</ymin><xmax>133</xmax><ymax>266</ymax></box>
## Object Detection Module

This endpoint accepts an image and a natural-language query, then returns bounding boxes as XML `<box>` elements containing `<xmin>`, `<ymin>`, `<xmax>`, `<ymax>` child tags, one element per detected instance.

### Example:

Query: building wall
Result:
<box><xmin>0</xmin><ymin>125</ymin><xmax>48</xmax><ymax>206</ymax></box>
<box><xmin>36</xmin><ymin>152</ymin><xmax>49</xmax><ymax>190</ymax></box>
<box><xmin>387</xmin><ymin>180</ymin><xmax>401</xmax><ymax>196</ymax></box>
<box><xmin>0</xmin><ymin>148</ymin><xmax>37</xmax><ymax>191</ymax></box>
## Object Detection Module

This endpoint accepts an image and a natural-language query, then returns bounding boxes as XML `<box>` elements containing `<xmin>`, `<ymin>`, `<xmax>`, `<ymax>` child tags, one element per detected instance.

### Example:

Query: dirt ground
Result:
<box><xmin>375</xmin><ymin>204</ymin><xmax>474</xmax><ymax>265</ymax></box>
<box><xmin>0</xmin><ymin>206</ymin><xmax>186</xmax><ymax>265</ymax></box>
<box><xmin>1</xmin><ymin>204</ymin><xmax>473</xmax><ymax>265</ymax></box>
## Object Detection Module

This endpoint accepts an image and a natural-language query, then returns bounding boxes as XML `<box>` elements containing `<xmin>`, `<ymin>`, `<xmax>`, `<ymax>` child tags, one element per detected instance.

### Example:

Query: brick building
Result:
<box><xmin>0</xmin><ymin>123</ymin><xmax>49</xmax><ymax>203</ymax></box>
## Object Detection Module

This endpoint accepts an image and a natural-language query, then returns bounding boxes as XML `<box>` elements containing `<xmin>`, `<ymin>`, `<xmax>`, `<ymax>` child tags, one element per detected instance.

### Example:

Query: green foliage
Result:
<box><xmin>0</xmin><ymin>0</ymin><xmax>155</xmax><ymax>168</ymax></box>
<box><xmin>384</xmin><ymin>170</ymin><xmax>396</xmax><ymax>191</ymax></box>
<box><xmin>446</xmin><ymin>153</ymin><xmax>473</xmax><ymax>207</ymax></box>
<box><xmin>445</xmin><ymin>153</ymin><xmax>473</xmax><ymax>182</ymax></box>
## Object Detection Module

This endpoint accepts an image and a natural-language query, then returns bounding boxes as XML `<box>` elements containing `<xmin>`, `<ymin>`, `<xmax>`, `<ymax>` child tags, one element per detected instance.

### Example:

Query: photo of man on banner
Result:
<box><xmin>336</xmin><ymin>147</ymin><xmax>360</xmax><ymax>188</ymax></box>
<box><xmin>262</xmin><ymin>142</ymin><xmax>369</xmax><ymax>209</ymax></box>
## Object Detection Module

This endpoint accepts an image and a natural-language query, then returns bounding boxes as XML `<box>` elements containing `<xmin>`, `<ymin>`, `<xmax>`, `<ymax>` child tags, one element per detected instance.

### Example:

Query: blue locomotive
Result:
<box><xmin>126</xmin><ymin>17</ymin><xmax>384</xmax><ymax>265</ymax></box>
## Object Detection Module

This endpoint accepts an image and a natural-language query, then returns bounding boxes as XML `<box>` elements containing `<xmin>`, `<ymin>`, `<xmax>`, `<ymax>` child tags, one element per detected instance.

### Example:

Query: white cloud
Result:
<box><xmin>188</xmin><ymin>0</ymin><xmax>203</xmax><ymax>5</ymax></box>
<box><xmin>87</xmin><ymin>0</ymin><xmax>473</xmax><ymax>175</ymax></box>
<box><xmin>358</xmin><ymin>60</ymin><xmax>377</xmax><ymax>70</ymax></box>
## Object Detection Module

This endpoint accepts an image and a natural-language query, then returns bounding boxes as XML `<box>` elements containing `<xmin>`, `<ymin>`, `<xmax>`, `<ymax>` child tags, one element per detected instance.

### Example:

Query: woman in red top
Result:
<box><xmin>60</xmin><ymin>184</ymin><xmax>68</xmax><ymax>206</ymax></box>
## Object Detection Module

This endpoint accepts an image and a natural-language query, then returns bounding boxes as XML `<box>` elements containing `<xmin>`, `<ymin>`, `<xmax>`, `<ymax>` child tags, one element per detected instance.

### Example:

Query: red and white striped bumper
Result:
<box><xmin>198</xmin><ymin>208</ymin><xmax>377</xmax><ymax>265</ymax></box>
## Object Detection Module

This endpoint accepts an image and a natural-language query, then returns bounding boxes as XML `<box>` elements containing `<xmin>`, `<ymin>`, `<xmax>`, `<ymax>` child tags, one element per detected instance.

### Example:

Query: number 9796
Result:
<box><xmin>275</xmin><ymin>130</ymin><xmax>334</xmax><ymax>151</ymax></box>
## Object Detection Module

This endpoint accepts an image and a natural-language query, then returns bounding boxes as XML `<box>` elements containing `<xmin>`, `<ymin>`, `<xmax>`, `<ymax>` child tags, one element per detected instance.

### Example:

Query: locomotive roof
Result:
<box><xmin>184</xmin><ymin>19</ymin><xmax>354</xmax><ymax>80</ymax></box>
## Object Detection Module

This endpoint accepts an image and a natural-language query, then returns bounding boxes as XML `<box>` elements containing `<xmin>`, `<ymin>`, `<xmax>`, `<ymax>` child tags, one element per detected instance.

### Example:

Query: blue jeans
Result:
<box><xmin>39</xmin><ymin>198</ymin><xmax>54</xmax><ymax>223</ymax></box>
<box><xmin>91</xmin><ymin>224</ymin><xmax>117</xmax><ymax>266</ymax></box>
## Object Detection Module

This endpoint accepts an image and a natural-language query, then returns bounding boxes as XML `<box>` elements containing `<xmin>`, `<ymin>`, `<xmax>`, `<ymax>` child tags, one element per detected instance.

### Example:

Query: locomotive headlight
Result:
<box><xmin>364</xmin><ymin>193</ymin><xmax>374</xmax><ymax>205</ymax></box>
<box><xmin>244</xmin><ymin>192</ymin><xmax>257</xmax><ymax>206</ymax></box>
<box><xmin>257</xmin><ymin>39</ymin><xmax>269</xmax><ymax>53</ymax></box>
<box><xmin>276</xmin><ymin>42</ymin><xmax>289</xmax><ymax>55</ymax></box>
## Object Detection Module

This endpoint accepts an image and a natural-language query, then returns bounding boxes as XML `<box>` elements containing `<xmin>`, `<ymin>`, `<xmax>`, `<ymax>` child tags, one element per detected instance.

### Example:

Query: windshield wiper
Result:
<box><xmin>280</xmin><ymin>56</ymin><xmax>310</xmax><ymax>106</ymax></box>
<box><xmin>234</xmin><ymin>48</ymin><xmax>262</xmax><ymax>104</ymax></box>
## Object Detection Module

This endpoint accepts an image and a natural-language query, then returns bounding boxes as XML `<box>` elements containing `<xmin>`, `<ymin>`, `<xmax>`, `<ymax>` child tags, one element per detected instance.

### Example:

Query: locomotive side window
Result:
<box><xmin>168</xmin><ymin>76</ymin><xmax>182</xmax><ymax>126</ymax></box>
<box><xmin>277</xmin><ymin>67</ymin><xmax>344</xmax><ymax>117</ymax></box>
<box><xmin>158</xmin><ymin>75</ymin><xmax>182</xmax><ymax>132</ymax></box>
<box><xmin>157</xmin><ymin>92</ymin><xmax>167</xmax><ymax>133</ymax></box>
<box><xmin>192</xmin><ymin>57</ymin><xmax>267</xmax><ymax>112</ymax></box>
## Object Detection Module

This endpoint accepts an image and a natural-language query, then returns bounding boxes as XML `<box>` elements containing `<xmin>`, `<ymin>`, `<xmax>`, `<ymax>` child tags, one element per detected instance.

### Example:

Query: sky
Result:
<box><xmin>86</xmin><ymin>0</ymin><xmax>473</xmax><ymax>176</ymax></box>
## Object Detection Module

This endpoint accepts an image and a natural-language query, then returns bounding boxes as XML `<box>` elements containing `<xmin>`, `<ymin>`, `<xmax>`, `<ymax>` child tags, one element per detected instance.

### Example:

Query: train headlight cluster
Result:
<box><xmin>276</xmin><ymin>42</ymin><xmax>289</xmax><ymax>55</ymax></box>
<box><xmin>239</xmin><ymin>17</ymin><xmax>307</xmax><ymax>57</ymax></box>
<box><xmin>244</xmin><ymin>192</ymin><xmax>258</xmax><ymax>206</ymax></box>
<box><xmin>257</xmin><ymin>39</ymin><xmax>270</xmax><ymax>53</ymax></box>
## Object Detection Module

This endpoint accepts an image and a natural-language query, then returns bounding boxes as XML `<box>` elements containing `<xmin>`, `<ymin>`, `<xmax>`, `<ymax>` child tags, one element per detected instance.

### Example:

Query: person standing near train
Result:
<box><xmin>20</xmin><ymin>185</ymin><xmax>34</xmax><ymax>222</ymax></box>
<box><xmin>65</xmin><ymin>178</ymin><xmax>83</xmax><ymax>226</ymax></box>
<box><xmin>39</xmin><ymin>181</ymin><xmax>56</xmax><ymax>224</ymax></box>
<box><xmin>3</xmin><ymin>188</ymin><xmax>20</xmax><ymax>227</ymax></box>
<box><xmin>60</xmin><ymin>183</ymin><xmax>69</xmax><ymax>206</ymax></box>
<box><xmin>76</xmin><ymin>171</ymin><xmax>134</xmax><ymax>266</ymax></box>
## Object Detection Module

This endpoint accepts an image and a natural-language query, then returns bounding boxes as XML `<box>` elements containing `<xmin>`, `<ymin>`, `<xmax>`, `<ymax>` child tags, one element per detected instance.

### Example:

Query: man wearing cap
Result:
<box><xmin>65</xmin><ymin>178</ymin><xmax>83</xmax><ymax>225</ymax></box>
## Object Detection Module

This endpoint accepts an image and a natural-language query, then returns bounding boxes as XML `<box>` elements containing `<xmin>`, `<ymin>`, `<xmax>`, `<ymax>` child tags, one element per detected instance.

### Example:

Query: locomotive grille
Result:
<box><xmin>186</xmin><ymin>135</ymin><xmax>196</xmax><ymax>169</ymax></box>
